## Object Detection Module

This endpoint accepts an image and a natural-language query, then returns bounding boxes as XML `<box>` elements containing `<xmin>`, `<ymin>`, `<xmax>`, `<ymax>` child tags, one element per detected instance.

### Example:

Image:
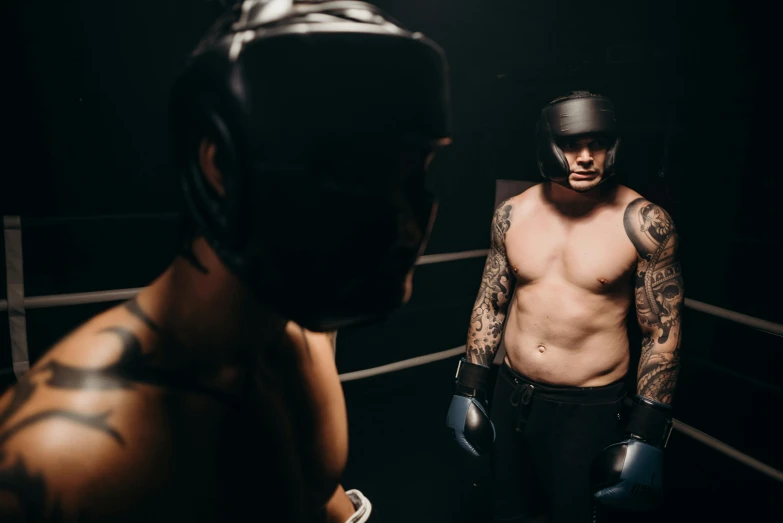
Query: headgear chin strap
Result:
<box><xmin>535</xmin><ymin>91</ymin><xmax>620</xmax><ymax>189</ymax></box>
<box><xmin>170</xmin><ymin>0</ymin><xmax>452</xmax><ymax>332</ymax></box>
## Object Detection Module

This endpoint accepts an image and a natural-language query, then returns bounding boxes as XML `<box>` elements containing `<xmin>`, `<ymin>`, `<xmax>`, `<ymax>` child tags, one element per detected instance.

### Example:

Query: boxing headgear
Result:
<box><xmin>535</xmin><ymin>91</ymin><xmax>620</xmax><ymax>188</ymax></box>
<box><xmin>169</xmin><ymin>0</ymin><xmax>451</xmax><ymax>332</ymax></box>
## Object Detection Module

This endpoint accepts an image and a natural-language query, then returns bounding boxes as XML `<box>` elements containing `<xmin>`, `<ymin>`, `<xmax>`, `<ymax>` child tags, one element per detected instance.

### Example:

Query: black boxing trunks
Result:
<box><xmin>489</xmin><ymin>363</ymin><xmax>627</xmax><ymax>523</ymax></box>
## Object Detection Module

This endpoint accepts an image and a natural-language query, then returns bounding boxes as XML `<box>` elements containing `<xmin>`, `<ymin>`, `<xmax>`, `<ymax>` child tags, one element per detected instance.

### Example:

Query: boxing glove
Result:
<box><xmin>343</xmin><ymin>489</ymin><xmax>371</xmax><ymax>523</ymax></box>
<box><xmin>446</xmin><ymin>357</ymin><xmax>496</xmax><ymax>457</ymax></box>
<box><xmin>591</xmin><ymin>395</ymin><xmax>674</xmax><ymax>511</ymax></box>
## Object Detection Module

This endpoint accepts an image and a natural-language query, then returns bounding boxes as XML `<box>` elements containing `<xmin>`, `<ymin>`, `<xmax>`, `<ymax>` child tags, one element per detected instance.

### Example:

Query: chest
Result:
<box><xmin>505</xmin><ymin>208</ymin><xmax>637</xmax><ymax>291</ymax></box>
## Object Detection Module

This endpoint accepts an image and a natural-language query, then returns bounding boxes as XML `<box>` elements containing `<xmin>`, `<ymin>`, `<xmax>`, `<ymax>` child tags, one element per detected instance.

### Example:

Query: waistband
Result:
<box><xmin>500</xmin><ymin>363</ymin><xmax>627</xmax><ymax>403</ymax></box>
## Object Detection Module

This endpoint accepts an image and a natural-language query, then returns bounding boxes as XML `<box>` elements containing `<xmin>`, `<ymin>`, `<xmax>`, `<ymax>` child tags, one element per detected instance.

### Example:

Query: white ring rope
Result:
<box><xmin>0</xmin><ymin>251</ymin><xmax>492</xmax><ymax>310</ymax></box>
<box><xmin>416</xmin><ymin>249</ymin><xmax>489</xmax><ymax>265</ymax></box>
<box><xmin>339</xmin><ymin>346</ymin><xmax>465</xmax><ymax>382</ymax></box>
<box><xmin>0</xmin><ymin>249</ymin><xmax>781</xmax><ymax>338</ymax></box>
<box><xmin>684</xmin><ymin>298</ymin><xmax>783</xmax><ymax>337</ymax></box>
<box><xmin>21</xmin><ymin>288</ymin><xmax>141</xmax><ymax>309</ymax></box>
<box><xmin>671</xmin><ymin>419</ymin><xmax>783</xmax><ymax>483</ymax></box>
<box><xmin>338</xmin><ymin>346</ymin><xmax>783</xmax><ymax>485</ymax></box>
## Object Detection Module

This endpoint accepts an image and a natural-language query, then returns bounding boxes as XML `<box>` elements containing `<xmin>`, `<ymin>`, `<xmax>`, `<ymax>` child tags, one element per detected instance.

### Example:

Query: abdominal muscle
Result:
<box><xmin>503</xmin><ymin>278</ymin><xmax>632</xmax><ymax>387</ymax></box>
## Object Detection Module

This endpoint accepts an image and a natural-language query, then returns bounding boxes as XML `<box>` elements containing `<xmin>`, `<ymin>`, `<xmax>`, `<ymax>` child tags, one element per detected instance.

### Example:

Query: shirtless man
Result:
<box><xmin>0</xmin><ymin>1</ymin><xmax>451</xmax><ymax>521</ymax></box>
<box><xmin>446</xmin><ymin>91</ymin><xmax>683</xmax><ymax>522</ymax></box>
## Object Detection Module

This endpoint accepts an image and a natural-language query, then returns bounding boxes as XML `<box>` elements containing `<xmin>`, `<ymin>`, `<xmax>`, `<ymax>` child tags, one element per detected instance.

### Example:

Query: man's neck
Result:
<box><xmin>137</xmin><ymin>238</ymin><xmax>287</xmax><ymax>370</ymax></box>
<box><xmin>544</xmin><ymin>181</ymin><xmax>615</xmax><ymax>216</ymax></box>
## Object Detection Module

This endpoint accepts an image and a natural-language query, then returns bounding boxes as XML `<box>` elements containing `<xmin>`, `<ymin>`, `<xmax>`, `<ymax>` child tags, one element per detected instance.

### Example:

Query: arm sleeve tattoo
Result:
<box><xmin>466</xmin><ymin>200</ymin><xmax>515</xmax><ymax>366</ymax></box>
<box><xmin>624</xmin><ymin>199</ymin><xmax>684</xmax><ymax>404</ymax></box>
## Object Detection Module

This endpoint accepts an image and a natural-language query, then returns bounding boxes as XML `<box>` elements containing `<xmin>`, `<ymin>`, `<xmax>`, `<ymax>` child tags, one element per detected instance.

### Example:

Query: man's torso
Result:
<box><xmin>502</xmin><ymin>183</ymin><xmax>642</xmax><ymax>387</ymax></box>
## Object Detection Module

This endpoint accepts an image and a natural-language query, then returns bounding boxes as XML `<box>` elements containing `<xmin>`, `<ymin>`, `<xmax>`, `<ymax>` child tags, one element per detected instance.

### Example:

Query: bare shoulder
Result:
<box><xmin>504</xmin><ymin>182</ymin><xmax>543</xmax><ymax>208</ymax></box>
<box><xmin>620</xmin><ymin>191</ymin><xmax>679</xmax><ymax>261</ymax></box>
<box><xmin>281</xmin><ymin>322</ymin><xmax>335</xmax><ymax>362</ymax></box>
<box><xmin>0</xmin><ymin>306</ymin><xmax>178</xmax><ymax>520</ymax></box>
<box><xmin>614</xmin><ymin>184</ymin><xmax>644</xmax><ymax>201</ymax></box>
<box><xmin>614</xmin><ymin>185</ymin><xmax>670</xmax><ymax>215</ymax></box>
<box><xmin>272</xmin><ymin>322</ymin><xmax>342</xmax><ymax>383</ymax></box>
<box><xmin>495</xmin><ymin>183</ymin><xmax>542</xmax><ymax>223</ymax></box>
<box><xmin>0</xmin><ymin>407</ymin><xmax>162</xmax><ymax>520</ymax></box>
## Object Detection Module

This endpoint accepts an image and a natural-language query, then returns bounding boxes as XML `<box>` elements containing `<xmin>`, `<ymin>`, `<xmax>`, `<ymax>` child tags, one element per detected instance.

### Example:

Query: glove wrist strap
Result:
<box><xmin>626</xmin><ymin>395</ymin><xmax>673</xmax><ymax>449</ymax></box>
<box><xmin>455</xmin><ymin>357</ymin><xmax>491</xmax><ymax>392</ymax></box>
<box><xmin>343</xmin><ymin>489</ymin><xmax>371</xmax><ymax>523</ymax></box>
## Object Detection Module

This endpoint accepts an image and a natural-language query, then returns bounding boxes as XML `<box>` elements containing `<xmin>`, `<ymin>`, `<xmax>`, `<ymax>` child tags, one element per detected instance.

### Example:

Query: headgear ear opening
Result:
<box><xmin>175</xmin><ymin>93</ymin><xmax>241</xmax><ymax>266</ymax></box>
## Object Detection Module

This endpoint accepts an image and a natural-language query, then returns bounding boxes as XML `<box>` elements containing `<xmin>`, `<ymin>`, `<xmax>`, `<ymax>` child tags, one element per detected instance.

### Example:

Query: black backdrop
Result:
<box><xmin>1</xmin><ymin>0</ymin><xmax>781</xmax><ymax>520</ymax></box>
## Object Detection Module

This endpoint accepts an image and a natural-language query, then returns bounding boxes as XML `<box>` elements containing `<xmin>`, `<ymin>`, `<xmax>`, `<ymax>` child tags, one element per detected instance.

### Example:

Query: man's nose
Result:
<box><xmin>577</xmin><ymin>147</ymin><xmax>593</xmax><ymax>163</ymax></box>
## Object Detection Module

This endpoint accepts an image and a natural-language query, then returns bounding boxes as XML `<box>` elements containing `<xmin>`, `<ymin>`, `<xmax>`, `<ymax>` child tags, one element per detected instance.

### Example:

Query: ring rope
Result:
<box><xmin>671</xmin><ymin>418</ymin><xmax>783</xmax><ymax>483</ymax></box>
<box><xmin>338</xmin><ymin>346</ymin><xmax>465</xmax><ymax>382</ymax></box>
<box><xmin>1</xmin><ymin>270</ymin><xmax>781</xmax><ymax>339</ymax></box>
<box><xmin>337</xmin><ymin>345</ymin><xmax>783</xmax><ymax>485</ymax></box>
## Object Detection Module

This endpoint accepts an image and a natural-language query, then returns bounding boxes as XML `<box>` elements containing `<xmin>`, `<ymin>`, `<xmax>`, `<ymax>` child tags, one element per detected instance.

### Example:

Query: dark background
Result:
<box><xmin>1</xmin><ymin>0</ymin><xmax>781</xmax><ymax>521</ymax></box>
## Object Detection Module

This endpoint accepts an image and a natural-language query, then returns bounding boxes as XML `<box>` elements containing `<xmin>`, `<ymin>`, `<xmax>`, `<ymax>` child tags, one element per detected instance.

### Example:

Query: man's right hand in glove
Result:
<box><xmin>446</xmin><ymin>357</ymin><xmax>496</xmax><ymax>457</ymax></box>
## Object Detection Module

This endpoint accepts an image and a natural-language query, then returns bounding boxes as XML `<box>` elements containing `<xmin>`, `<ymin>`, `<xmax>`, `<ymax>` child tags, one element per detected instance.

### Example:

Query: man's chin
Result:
<box><xmin>567</xmin><ymin>175</ymin><xmax>603</xmax><ymax>193</ymax></box>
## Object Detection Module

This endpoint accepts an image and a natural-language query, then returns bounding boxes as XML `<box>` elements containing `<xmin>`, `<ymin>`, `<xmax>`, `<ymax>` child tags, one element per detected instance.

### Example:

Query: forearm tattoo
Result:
<box><xmin>624</xmin><ymin>199</ymin><xmax>684</xmax><ymax>404</ymax></box>
<box><xmin>467</xmin><ymin>201</ymin><xmax>515</xmax><ymax>366</ymax></box>
<box><xmin>0</xmin><ymin>298</ymin><xmax>206</xmax><ymax>520</ymax></box>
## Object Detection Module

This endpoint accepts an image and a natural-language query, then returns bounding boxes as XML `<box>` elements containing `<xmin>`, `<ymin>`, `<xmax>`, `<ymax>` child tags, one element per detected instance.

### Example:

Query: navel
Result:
<box><xmin>537</xmin><ymin>344</ymin><xmax>546</xmax><ymax>353</ymax></box>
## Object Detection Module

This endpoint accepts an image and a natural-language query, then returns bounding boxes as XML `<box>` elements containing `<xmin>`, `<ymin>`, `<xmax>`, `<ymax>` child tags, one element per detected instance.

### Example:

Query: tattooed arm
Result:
<box><xmin>623</xmin><ymin>198</ymin><xmax>684</xmax><ymax>405</ymax></box>
<box><xmin>466</xmin><ymin>199</ymin><xmax>516</xmax><ymax>366</ymax></box>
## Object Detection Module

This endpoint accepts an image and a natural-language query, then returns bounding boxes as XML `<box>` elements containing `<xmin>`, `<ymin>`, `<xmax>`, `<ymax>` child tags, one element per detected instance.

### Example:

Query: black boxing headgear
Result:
<box><xmin>535</xmin><ymin>91</ymin><xmax>620</xmax><ymax>188</ymax></box>
<box><xmin>170</xmin><ymin>0</ymin><xmax>451</xmax><ymax>331</ymax></box>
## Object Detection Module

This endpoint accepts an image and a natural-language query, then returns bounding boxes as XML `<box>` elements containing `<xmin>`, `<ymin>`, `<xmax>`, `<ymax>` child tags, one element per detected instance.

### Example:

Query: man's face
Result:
<box><xmin>317</xmin><ymin>138</ymin><xmax>448</xmax><ymax>308</ymax></box>
<box><xmin>558</xmin><ymin>135</ymin><xmax>609</xmax><ymax>192</ymax></box>
<box><xmin>377</xmin><ymin>142</ymin><xmax>446</xmax><ymax>304</ymax></box>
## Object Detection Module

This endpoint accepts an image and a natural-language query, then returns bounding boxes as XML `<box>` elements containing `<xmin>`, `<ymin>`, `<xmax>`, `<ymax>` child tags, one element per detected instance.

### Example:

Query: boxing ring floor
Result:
<box><xmin>3</xmin><ymin>214</ymin><xmax>783</xmax><ymax>521</ymax></box>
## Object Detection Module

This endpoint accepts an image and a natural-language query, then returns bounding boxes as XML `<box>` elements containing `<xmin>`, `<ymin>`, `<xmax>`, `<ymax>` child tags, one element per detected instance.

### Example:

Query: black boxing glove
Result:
<box><xmin>445</xmin><ymin>357</ymin><xmax>496</xmax><ymax>457</ymax></box>
<box><xmin>591</xmin><ymin>395</ymin><xmax>674</xmax><ymax>511</ymax></box>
